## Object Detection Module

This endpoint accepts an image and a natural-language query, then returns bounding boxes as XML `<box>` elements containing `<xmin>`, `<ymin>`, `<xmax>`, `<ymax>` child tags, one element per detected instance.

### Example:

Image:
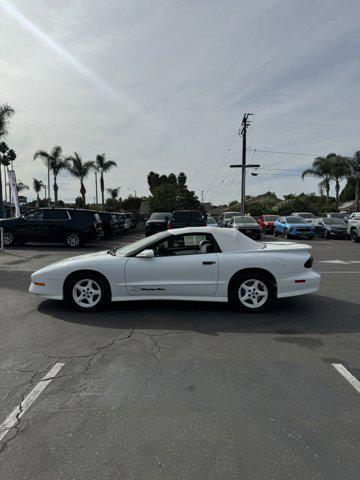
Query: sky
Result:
<box><xmin>1</xmin><ymin>0</ymin><xmax>360</xmax><ymax>205</ymax></box>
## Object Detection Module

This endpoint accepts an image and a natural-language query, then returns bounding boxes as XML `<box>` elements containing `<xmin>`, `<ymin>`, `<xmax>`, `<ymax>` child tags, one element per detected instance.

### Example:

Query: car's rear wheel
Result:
<box><xmin>65</xmin><ymin>231</ymin><xmax>82</xmax><ymax>248</ymax></box>
<box><xmin>3</xmin><ymin>229</ymin><xmax>16</xmax><ymax>247</ymax></box>
<box><xmin>351</xmin><ymin>228</ymin><xmax>359</xmax><ymax>243</ymax></box>
<box><xmin>284</xmin><ymin>228</ymin><xmax>291</xmax><ymax>239</ymax></box>
<box><xmin>65</xmin><ymin>272</ymin><xmax>110</xmax><ymax>311</ymax></box>
<box><xmin>229</xmin><ymin>273</ymin><xmax>275</xmax><ymax>312</ymax></box>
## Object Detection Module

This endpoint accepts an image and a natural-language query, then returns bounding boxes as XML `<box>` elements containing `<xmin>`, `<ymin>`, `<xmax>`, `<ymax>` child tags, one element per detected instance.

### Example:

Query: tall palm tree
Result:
<box><xmin>0</xmin><ymin>104</ymin><xmax>15</xmax><ymax>212</ymax></box>
<box><xmin>106</xmin><ymin>187</ymin><xmax>121</xmax><ymax>200</ymax></box>
<box><xmin>33</xmin><ymin>146</ymin><xmax>68</xmax><ymax>205</ymax></box>
<box><xmin>302</xmin><ymin>154</ymin><xmax>334</xmax><ymax>201</ymax></box>
<box><xmin>66</xmin><ymin>152</ymin><xmax>94</xmax><ymax>205</ymax></box>
<box><xmin>33</xmin><ymin>178</ymin><xmax>45</xmax><ymax>207</ymax></box>
<box><xmin>329</xmin><ymin>155</ymin><xmax>348</xmax><ymax>210</ymax></box>
<box><xmin>94</xmin><ymin>154</ymin><xmax>117</xmax><ymax>209</ymax></box>
<box><xmin>347</xmin><ymin>152</ymin><xmax>360</xmax><ymax>211</ymax></box>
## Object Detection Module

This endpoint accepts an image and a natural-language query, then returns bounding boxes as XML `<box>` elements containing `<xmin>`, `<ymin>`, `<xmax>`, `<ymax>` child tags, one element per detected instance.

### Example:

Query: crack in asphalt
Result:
<box><xmin>0</xmin><ymin>328</ymin><xmax>177</xmax><ymax>454</ymax></box>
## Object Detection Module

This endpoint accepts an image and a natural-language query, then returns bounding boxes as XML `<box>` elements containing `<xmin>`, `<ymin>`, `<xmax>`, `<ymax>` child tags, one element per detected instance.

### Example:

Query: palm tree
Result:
<box><xmin>329</xmin><ymin>155</ymin><xmax>348</xmax><ymax>210</ymax></box>
<box><xmin>33</xmin><ymin>146</ymin><xmax>69</xmax><ymax>204</ymax></box>
<box><xmin>17</xmin><ymin>181</ymin><xmax>29</xmax><ymax>193</ymax></box>
<box><xmin>33</xmin><ymin>178</ymin><xmax>44</xmax><ymax>207</ymax></box>
<box><xmin>0</xmin><ymin>104</ymin><xmax>15</xmax><ymax>212</ymax></box>
<box><xmin>302</xmin><ymin>154</ymin><xmax>334</xmax><ymax>201</ymax></box>
<box><xmin>66</xmin><ymin>152</ymin><xmax>94</xmax><ymax>204</ymax></box>
<box><xmin>347</xmin><ymin>152</ymin><xmax>360</xmax><ymax>211</ymax></box>
<box><xmin>94</xmin><ymin>154</ymin><xmax>117</xmax><ymax>209</ymax></box>
<box><xmin>106</xmin><ymin>187</ymin><xmax>121</xmax><ymax>200</ymax></box>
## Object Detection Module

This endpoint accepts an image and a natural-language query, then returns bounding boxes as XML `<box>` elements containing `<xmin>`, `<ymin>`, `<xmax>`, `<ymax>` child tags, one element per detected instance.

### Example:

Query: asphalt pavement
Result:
<box><xmin>0</xmin><ymin>231</ymin><xmax>360</xmax><ymax>480</ymax></box>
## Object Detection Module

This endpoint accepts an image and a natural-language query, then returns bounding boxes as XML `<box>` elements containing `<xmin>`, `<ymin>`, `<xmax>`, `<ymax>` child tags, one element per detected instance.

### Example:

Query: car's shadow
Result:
<box><xmin>37</xmin><ymin>294</ymin><xmax>360</xmax><ymax>335</ymax></box>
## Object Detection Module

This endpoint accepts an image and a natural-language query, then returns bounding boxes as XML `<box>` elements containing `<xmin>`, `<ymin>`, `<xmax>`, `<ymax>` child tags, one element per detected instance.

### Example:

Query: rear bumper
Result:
<box><xmin>277</xmin><ymin>270</ymin><xmax>321</xmax><ymax>298</ymax></box>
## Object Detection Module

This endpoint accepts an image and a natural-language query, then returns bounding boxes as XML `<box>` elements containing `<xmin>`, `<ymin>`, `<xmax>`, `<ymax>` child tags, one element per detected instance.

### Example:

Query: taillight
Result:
<box><xmin>167</xmin><ymin>223</ymin><xmax>173</xmax><ymax>229</ymax></box>
<box><xmin>304</xmin><ymin>255</ymin><xmax>313</xmax><ymax>268</ymax></box>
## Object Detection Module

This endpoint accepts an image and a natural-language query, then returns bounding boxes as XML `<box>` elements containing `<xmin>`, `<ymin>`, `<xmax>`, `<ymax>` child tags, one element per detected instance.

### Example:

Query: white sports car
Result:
<box><xmin>29</xmin><ymin>227</ymin><xmax>321</xmax><ymax>312</ymax></box>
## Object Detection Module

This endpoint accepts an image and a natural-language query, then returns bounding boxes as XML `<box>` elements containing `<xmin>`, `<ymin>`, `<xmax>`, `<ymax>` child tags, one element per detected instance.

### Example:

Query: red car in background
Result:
<box><xmin>257</xmin><ymin>214</ymin><xmax>279</xmax><ymax>233</ymax></box>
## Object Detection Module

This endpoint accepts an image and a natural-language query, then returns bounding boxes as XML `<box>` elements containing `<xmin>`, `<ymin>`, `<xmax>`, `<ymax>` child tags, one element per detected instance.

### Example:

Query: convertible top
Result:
<box><xmin>168</xmin><ymin>227</ymin><xmax>261</xmax><ymax>252</ymax></box>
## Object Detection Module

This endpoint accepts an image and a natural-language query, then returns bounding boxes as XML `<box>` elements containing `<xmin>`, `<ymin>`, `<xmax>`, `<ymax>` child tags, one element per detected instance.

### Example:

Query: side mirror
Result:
<box><xmin>136</xmin><ymin>249</ymin><xmax>155</xmax><ymax>258</ymax></box>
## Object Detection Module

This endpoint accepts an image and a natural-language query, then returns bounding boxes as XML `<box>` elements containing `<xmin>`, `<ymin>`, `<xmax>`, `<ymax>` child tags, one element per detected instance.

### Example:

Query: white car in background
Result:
<box><xmin>30</xmin><ymin>227</ymin><xmax>321</xmax><ymax>313</ymax></box>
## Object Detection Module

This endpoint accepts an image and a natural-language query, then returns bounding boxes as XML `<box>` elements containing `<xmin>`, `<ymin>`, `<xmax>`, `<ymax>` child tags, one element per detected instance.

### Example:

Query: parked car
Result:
<box><xmin>257</xmin><ymin>214</ymin><xmax>279</xmax><ymax>233</ymax></box>
<box><xmin>220</xmin><ymin>211</ymin><xmax>239</xmax><ymax>227</ymax></box>
<box><xmin>274</xmin><ymin>216</ymin><xmax>315</xmax><ymax>239</ymax></box>
<box><xmin>0</xmin><ymin>208</ymin><xmax>103</xmax><ymax>248</ymax></box>
<box><xmin>124</xmin><ymin>213</ymin><xmax>137</xmax><ymax>229</ymax></box>
<box><xmin>206</xmin><ymin>216</ymin><xmax>220</xmax><ymax>227</ymax></box>
<box><xmin>30</xmin><ymin>226</ymin><xmax>321</xmax><ymax>313</ymax></box>
<box><xmin>311</xmin><ymin>217</ymin><xmax>348</xmax><ymax>239</ymax></box>
<box><xmin>167</xmin><ymin>210</ymin><xmax>206</xmax><ymax>229</ymax></box>
<box><xmin>145</xmin><ymin>212</ymin><xmax>171</xmax><ymax>236</ymax></box>
<box><xmin>323</xmin><ymin>212</ymin><xmax>349</xmax><ymax>223</ymax></box>
<box><xmin>227</xmin><ymin>215</ymin><xmax>262</xmax><ymax>240</ymax></box>
<box><xmin>113</xmin><ymin>213</ymin><xmax>126</xmax><ymax>232</ymax></box>
<box><xmin>347</xmin><ymin>212</ymin><xmax>360</xmax><ymax>242</ymax></box>
<box><xmin>291</xmin><ymin>212</ymin><xmax>315</xmax><ymax>223</ymax></box>
<box><xmin>98</xmin><ymin>212</ymin><xmax>123</xmax><ymax>238</ymax></box>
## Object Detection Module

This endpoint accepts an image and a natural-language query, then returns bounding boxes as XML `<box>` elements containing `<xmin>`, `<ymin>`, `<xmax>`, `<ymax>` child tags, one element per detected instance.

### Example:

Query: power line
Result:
<box><xmin>247</xmin><ymin>148</ymin><xmax>320</xmax><ymax>157</ymax></box>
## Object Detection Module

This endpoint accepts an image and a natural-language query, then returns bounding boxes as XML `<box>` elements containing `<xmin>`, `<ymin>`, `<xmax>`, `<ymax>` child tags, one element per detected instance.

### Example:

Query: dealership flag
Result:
<box><xmin>7</xmin><ymin>170</ymin><xmax>20</xmax><ymax>218</ymax></box>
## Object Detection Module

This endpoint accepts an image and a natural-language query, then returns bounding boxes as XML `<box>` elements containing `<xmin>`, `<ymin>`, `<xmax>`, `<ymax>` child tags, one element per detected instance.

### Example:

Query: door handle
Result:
<box><xmin>202</xmin><ymin>261</ymin><xmax>216</xmax><ymax>265</ymax></box>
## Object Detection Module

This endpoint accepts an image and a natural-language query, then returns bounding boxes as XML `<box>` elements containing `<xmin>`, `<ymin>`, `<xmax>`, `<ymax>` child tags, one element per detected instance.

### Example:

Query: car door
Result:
<box><xmin>17</xmin><ymin>209</ymin><xmax>45</xmax><ymax>240</ymax></box>
<box><xmin>124</xmin><ymin>233</ymin><xmax>219</xmax><ymax>297</ymax></box>
<box><xmin>276</xmin><ymin>217</ymin><xmax>284</xmax><ymax>234</ymax></box>
<box><xmin>42</xmin><ymin>209</ymin><xmax>70</xmax><ymax>240</ymax></box>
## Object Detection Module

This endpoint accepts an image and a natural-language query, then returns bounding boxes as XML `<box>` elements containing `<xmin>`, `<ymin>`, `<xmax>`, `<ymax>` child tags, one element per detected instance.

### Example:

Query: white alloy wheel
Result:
<box><xmin>66</xmin><ymin>232</ymin><xmax>81</xmax><ymax>248</ymax></box>
<box><xmin>72</xmin><ymin>279</ymin><xmax>102</xmax><ymax>308</ymax></box>
<box><xmin>238</xmin><ymin>278</ymin><xmax>269</xmax><ymax>310</ymax></box>
<box><xmin>3</xmin><ymin>230</ymin><xmax>14</xmax><ymax>246</ymax></box>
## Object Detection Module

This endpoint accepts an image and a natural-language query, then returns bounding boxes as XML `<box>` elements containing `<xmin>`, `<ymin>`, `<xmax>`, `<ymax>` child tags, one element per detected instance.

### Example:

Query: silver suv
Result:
<box><xmin>347</xmin><ymin>212</ymin><xmax>360</xmax><ymax>243</ymax></box>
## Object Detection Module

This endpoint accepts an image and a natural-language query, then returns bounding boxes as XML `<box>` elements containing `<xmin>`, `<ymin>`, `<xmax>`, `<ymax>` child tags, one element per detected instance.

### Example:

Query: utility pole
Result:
<box><xmin>95</xmin><ymin>171</ymin><xmax>98</xmax><ymax>206</ymax></box>
<box><xmin>230</xmin><ymin>114</ymin><xmax>259</xmax><ymax>215</ymax></box>
<box><xmin>201</xmin><ymin>190</ymin><xmax>204</xmax><ymax>203</ymax></box>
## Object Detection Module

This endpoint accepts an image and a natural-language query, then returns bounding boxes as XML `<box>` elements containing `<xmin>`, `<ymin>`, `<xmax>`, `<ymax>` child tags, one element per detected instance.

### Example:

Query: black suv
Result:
<box><xmin>145</xmin><ymin>212</ymin><xmax>171</xmax><ymax>236</ymax></box>
<box><xmin>0</xmin><ymin>208</ymin><xmax>103</xmax><ymax>248</ymax></box>
<box><xmin>168</xmin><ymin>210</ymin><xmax>206</xmax><ymax>229</ymax></box>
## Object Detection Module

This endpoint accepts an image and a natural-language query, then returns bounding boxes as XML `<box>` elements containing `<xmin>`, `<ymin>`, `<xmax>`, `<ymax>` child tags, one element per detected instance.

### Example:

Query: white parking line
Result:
<box><xmin>0</xmin><ymin>362</ymin><xmax>65</xmax><ymax>443</ymax></box>
<box><xmin>332</xmin><ymin>363</ymin><xmax>360</xmax><ymax>394</ymax></box>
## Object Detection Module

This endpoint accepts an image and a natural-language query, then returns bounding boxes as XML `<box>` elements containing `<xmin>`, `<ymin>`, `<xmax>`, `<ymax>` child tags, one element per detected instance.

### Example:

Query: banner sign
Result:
<box><xmin>7</xmin><ymin>170</ymin><xmax>20</xmax><ymax>218</ymax></box>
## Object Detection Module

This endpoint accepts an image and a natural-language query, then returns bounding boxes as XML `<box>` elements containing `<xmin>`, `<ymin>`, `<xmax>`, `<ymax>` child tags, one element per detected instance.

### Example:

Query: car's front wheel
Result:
<box><xmin>65</xmin><ymin>231</ymin><xmax>82</xmax><ymax>248</ymax></box>
<box><xmin>284</xmin><ymin>228</ymin><xmax>290</xmax><ymax>239</ymax></box>
<box><xmin>351</xmin><ymin>228</ymin><xmax>359</xmax><ymax>243</ymax></box>
<box><xmin>65</xmin><ymin>272</ymin><xmax>111</xmax><ymax>311</ymax></box>
<box><xmin>273</xmin><ymin>229</ymin><xmax>278</xmax><ymax>237</ymax></box>
<box><xmin>229</xmin><ymin>273</ymin><xmax>275</xmax><ymax>312</ymax></box>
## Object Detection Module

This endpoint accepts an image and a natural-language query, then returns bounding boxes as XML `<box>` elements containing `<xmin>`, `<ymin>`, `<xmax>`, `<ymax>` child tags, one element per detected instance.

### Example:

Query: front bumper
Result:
<box><xmin>289</xmin><ymin>228</ymin><xmax>314</xmax><ymax>237</ymax></box>
<box><xmin>29</xmin><ymin>278</ymin><xmax>63</xmax><ymax>300</ymax></box>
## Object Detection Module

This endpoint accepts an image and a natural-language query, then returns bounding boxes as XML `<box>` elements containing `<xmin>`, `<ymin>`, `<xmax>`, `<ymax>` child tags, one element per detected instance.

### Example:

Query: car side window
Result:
<box><xmin>151</xmin><ymin>233</ymin><xmax>218</xmax><ymax>257</ymax></box>
<box><xmin>43</xmin><ymin>209</ymin><xmax>69</xmax><ymax>220</ymax></box>
<box><xmin>25</xmin><ymin>210</ymin><xmax>44</xmax><ymax>221</ymax></box>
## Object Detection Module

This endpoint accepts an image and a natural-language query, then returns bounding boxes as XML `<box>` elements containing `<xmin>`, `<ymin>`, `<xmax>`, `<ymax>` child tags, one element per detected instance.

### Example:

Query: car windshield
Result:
<box><xmin>112</xmin><ymin>231</ymin><xmax>169</xmax><ymax>256</ymax></box>
<box><xmin>149</xmin><ymin>213</ymin><xmax>170</xmax><ymax>220</ymax></box>
<box><xmin>324</xmin><ymin>218</ymin><xmax>346</xmax><ymax>225</ymax></box>
<box><xmin>296</xmin><ymin>213</ymin><xmax>315</xmax><ymax>218</ymax></box>
<box><xmin>234</xmin><ymin>216</ymin><xmax>256</xmax><ymax>224</ymax></box>
<box><xmin>263</xmin><ymin>215</ymin><xmax>278</xmax><ymax>221</ymax></box>
<box><xmin>172</xmin><ymin>211</ymin><xmax>203</xmax><ymax>220</ymax></box>
<box><xmin>286</xmin><ymin>217</ymin><xmax>305</xmax><ymax>223</ymax></box>
<box><xmin>223</xmin><ymin>212</ymin><xmax>238</xmax><ymax>219</ymax></box>
<box><xmin>328</xmin><ymin>213</ymin><xmax>343</xmax><ymax>219</ymax></box>
<box><xmin>207</xmin><ymin>217</ymin><xmax>216</xmax><ymax>224</ymax></box>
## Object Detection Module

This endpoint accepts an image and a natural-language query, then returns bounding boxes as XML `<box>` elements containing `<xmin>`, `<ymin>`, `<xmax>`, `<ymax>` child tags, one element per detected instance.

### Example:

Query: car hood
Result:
<box><xmin>32</xmin><ymin>250</ymin><xmax>125</xmax><ymax>279</ymax></box>
<box><xmin>234</xmin><ymin>223</ymin><xmax>259</xmax><ymax>228</ymax></box>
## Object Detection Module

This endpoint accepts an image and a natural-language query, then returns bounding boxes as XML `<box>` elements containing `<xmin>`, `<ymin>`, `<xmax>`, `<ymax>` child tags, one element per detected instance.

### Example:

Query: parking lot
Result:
<box><xmin>0</xmin><ymin>231</ymin><xmax>360</xmax><ymax>479</ymax></box>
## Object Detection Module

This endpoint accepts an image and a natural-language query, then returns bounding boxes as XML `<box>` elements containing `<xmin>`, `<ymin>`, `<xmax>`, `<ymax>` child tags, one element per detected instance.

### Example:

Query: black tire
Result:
<box><xmin>324</xmin><ymin>230</ymin><xmax>329</xmax><ymax>239</ymax></box>
<box><xmin>65</xmin><ymin>231</ymin><xmax>82</xmax><ymax>248</ymax></box>
<box><xmin>229</xmin><ymin>272</ymin><xmax>275</xmax><ymax>313</ymax></box>
<box><xmin>307</xmin><ymin>235</ymin><xmax>314</xmax><ymax>240</ymax></box>
<box><xmin>64</xmin><ymin>272</ymin><xmax>111</xmax><ymax>311</ymax></box>
<box><xmin>284</xmin><ymin>228</ymin><xmax>290</xmax><ymax>239</ymax></box>
<box><xmin>273</xmin><ymin>229</ymin><xmax>278</xmax><ymax>237</ymax></box>
<box><xmin>351</xmin><ymin>229</ymin><xmax>359</xmax><ymax>243</ymax></box>
<box><xmin>3</xmin><ymin>229</ymin><xmax>16</xmax><ymax>247</ymax></box>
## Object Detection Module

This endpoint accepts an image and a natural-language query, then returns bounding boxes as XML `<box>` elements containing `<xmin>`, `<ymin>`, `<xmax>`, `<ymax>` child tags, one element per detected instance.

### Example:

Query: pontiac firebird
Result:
<box><xmin>29</xmin><ymin>227</ymin><xmax>321</xmax><ymax>312</ymax></box>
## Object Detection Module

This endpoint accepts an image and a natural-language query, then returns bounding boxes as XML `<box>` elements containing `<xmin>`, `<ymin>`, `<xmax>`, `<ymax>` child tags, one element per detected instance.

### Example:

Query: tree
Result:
<box><xmin>302</xmin><ymin>155</ymin><xmax>334</xmax><ymax>201</ymax></box>
<box><xmin>17</xmin><ymin>181</ymin><xmax>29</xmax><ymax>193</ymax></box>
<box><xmin>33</xmin><ymin>146</ymin><xmax>69</xmax><ymax>204</ymax></box>
<box><xmin>33</xmin><ymin>178</ymin><xmax>45</xmax><ymax>207</ymax></box>
<box><xmin>0</xmin><ymin>104</ymin><xmax>15</xmax><ymax>212</ymax></box>
<box><xmin>66</xmin><ymin>152</ymin><xmax>94</xmax><ymax>204</ymax></box>
<box><xmin>106</xmin><ymin>187</ymin><xmax>121</xmax><ymax>200</ymax></box>
<box><xmin>94</xmin><ymin>154</ymin><xmax>117</xmax><ymax>209</ymax></box>
<box><xmin>329</xmin><ymin>155</ymin><xmax>348</xmax><ymax>210</ymax></box>
<box><xmin>149</xmin><ymin>183</ymin><xmax>178</xmax><ymax>211</ymax></box>
<box><xmin>147</xmin><ymin>171</ymin><xmax>161</xmax><ymax>194</ymax></box>
<box><xmin>148</xmin><ymin>171</ymin><xmax>201</xmax><ymax>211</ymax></box>
<box><xmin>346</xmin><ymin>152</ymin><xmax>360</xmax><ymax>211</ymax></box>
